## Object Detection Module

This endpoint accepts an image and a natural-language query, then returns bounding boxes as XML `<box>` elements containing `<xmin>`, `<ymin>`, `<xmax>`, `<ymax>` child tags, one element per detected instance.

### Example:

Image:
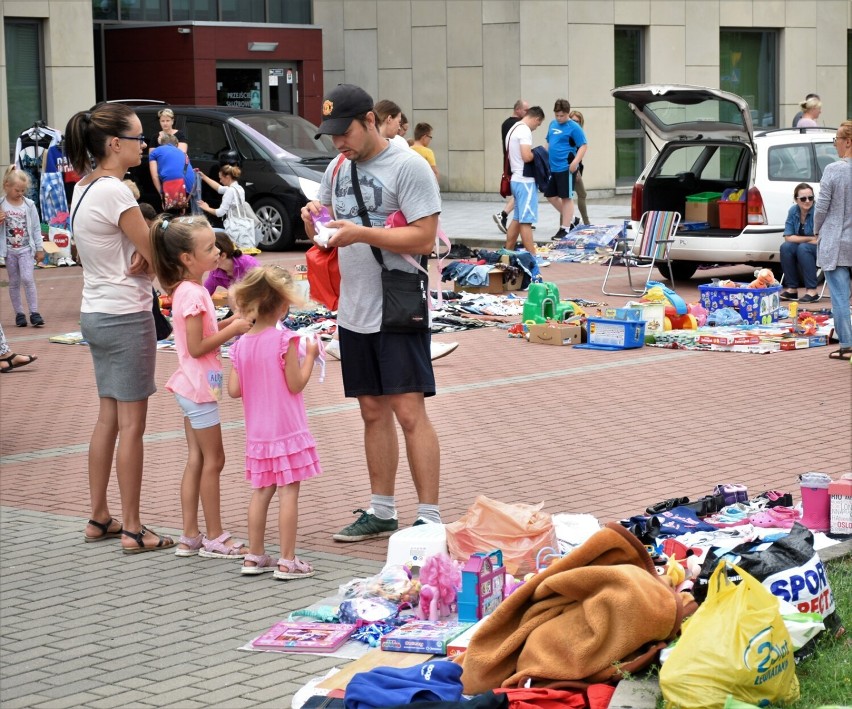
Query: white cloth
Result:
<box><xmin>71</xmin><ymin>176</ymin><xmax>151</xmax><ymax>314</ymax></box>
<box><xmin>391</xmin><ymin>135</ymin><xmax>411</xmax><ymax>150</ymax></box>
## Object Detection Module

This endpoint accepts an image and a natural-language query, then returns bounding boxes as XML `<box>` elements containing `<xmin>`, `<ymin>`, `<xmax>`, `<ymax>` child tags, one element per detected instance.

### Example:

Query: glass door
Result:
<box><xmin>268</xmin><ymin>65</ymin><xmax>296</xmax><ymax>114</ymax></box>
<box><xmin>216</xmin><ymin>63</ymin><xmax>297</xmax><ymax>113</ymax></box>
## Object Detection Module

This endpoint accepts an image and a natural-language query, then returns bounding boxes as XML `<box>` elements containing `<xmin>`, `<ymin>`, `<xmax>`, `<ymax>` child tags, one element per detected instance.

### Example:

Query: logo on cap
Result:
<box><xmin>322</xmin><ymin>100</ymin><xmax>334</xmax><ymax>116</ymax></box>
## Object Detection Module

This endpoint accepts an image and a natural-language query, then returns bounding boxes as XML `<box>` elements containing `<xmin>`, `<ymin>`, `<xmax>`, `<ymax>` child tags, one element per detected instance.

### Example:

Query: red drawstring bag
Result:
<box><xmin>306</xmin><ymin>155</ymin><xmax>346</xmax><ymax>311</ymax></box>
<box><xmin>306</xmin><ymin>245</ymin><xmax>340</xmax><ymax>311</ymax></box>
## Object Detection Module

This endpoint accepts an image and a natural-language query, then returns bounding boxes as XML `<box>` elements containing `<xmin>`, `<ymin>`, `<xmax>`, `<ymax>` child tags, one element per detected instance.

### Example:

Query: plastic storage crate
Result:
<box><xmin>581</xmin><ymin>317</ymin><xmax>646</xmax><ymax>350</ymax></box>
<box><xmin>699</xmin><ymin>283</ymin><xmax>781</xmax><ymax>324</ymax></box>
<box><xmin>718</xmin><ymin>201</ymin><xmax>746</xmax><ymax>229</ymax></box>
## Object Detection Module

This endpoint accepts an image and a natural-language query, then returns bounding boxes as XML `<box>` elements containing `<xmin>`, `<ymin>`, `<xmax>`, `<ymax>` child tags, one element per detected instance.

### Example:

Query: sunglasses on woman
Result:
<box><xmin>798</xmin><ymin>195</ymin><xmax>814</xmax><ymax>202</ymax></box>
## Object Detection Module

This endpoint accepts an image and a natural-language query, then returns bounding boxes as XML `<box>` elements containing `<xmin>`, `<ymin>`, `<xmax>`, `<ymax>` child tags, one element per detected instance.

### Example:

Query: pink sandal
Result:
<box><xmin>240</xmin><ymin>553</ymin><xmax>277</xmax><ymax>575</ymax></box>
<box><xmin>749</xmin><ymin>507</ymin><xmax>801</xmax><ymax>529</ymax></box>
<box><xmin>198</xmin><ymin>532</ymin><xmax>248</xmax><ymax>559</ymax></box>
<box><xmin>273</xmin><ymin>556</ymin><xmax>316</xmax><ymax>580</ymax></box>
<box><xmin>175</xmin><ymin>532</ymin><xmax>206</xmax><ymax>557</ymax></box>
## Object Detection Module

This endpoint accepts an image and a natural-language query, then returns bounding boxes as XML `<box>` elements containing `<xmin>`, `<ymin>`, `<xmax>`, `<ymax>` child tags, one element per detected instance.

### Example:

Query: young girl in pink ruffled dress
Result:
<box><xmin>228</xmin><ymin>265</ymin><xmax>323</xmax><ymax>580</ymax></box>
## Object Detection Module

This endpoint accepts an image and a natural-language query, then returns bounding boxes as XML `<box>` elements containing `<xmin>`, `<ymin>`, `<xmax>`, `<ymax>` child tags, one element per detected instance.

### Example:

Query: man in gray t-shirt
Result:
<box><xmin>301</xmin><ymin>83</ymin><xmax>444</xmax><ymax>542</ymax></box>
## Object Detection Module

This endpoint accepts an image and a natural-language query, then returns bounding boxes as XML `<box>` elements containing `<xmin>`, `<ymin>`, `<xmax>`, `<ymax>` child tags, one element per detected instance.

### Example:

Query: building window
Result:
<box><xmin>614</xmin><ymin>26</ymin><xmax>644</xmax><ymax>187</ymax></box>
<box><xmin>92</xmin><ymin>0</ymin><xmax>119</xmax><ymax>21</ymax></box>
<box><xmin>220</xmin><ymin>0</ymin><xmax>264</xmax><ymax>22</ymax></box>
<box><xmin>172</xmin><ymin>0</ymin><xmax>217</xmax><ymax>21</ymax></box>
<box><xmin>4</xmin><ymin>19</ymin><xmax>44</xmax><ymax>160</ymax></box>
<box><xmin>120</xmin><ymin>0</ymin><xmax>167</xmax><ymax>21</ymax></box>
<box><xmin>269</xmin><ymin>0</ymin><xmax>311</xmax><ymax>24</ymax></box>
<box><xmin>720</xmin><ymin>29</ymin><xmax>778</xmax><ymax>128</ymax></box>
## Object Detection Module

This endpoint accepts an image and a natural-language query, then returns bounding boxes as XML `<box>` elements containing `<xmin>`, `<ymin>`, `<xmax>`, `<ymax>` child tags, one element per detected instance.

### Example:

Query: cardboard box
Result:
<box><xmin>763</xmin><ymin>337</ymin><xmax>810</xmax><ymax>351</ymax></box>
<box><xmin>698</xmin><ymin>334</ymin><xmax>761</xmax><ymax>346</ymax></box>
<box><xmin>211</xmin><ymin>289</ymin><xmax>230</xmax><ymax>308</ymax></box>
<box><xmin>685</xmin><ymin>199</ymin><xmax>720</xmax><ymax>227</ymax></box>
<box><xmin>380</xmin><ymin>620</ymin><xmax>473</xmax><ymax>655</ymax></box>
<box><xmin>446</xmin><ymin>618</ymin><xmax>488</xmax><ymax>658</ymax></box>
<box><xmin>499</xmin><ymin>255</ymin><xmax>524</xmax><ymax>291</ymax></box>
<box><xmin>527</xmin><ymin>323</ymin><xmax>581</xmax><ymax>346</ymax></box>
<box><xmin>453</xmin><ymin>268</ymin><xmax>502</xmax><ymax>295</ymax></box>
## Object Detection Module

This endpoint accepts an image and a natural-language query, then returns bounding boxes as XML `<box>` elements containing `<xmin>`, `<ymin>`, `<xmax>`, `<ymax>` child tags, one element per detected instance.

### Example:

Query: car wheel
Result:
<box><xmin>657</xmin><ymin>261</ymin><xmax>698</xmax><ymax>282</ymax></box>
<box><xmin>254</xmin><ymin>197</ymin><xmax>295</xmax><ymax>251</ymax></box>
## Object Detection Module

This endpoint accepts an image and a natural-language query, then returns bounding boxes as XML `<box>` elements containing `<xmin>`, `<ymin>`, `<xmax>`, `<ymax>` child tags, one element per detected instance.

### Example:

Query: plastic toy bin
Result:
<box><xmin>698</xmin><ymin>283</ymin><xmax>781</xmax><ymax>324</ymax></box>
<box><xmin>718</xmin><ymin>201</ymin><xmax>747</xmax><ymax>229</ymax></box>
<box><xmin>685</xmin><ymin>192</ymin><xmax>722</xmax><ymax>226</ymax></box>
<box><xmin>586</xmin><ymin>318</ymin><xmax>646</xmax><ymax>349</ymax></box>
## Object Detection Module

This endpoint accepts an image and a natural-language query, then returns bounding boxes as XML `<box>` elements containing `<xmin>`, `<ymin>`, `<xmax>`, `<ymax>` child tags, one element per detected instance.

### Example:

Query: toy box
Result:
<box><xmin>626</xmin><ymin>302</ymin><xmax>666</xmax><ymax>339</ymax></box>
<box><xmin>718</xmin><ymin>200</ymin><xmax>747</xmax><ymax>229</ymax></box>
<box><xmin>458</xmin><ymin>550</ymin><xmax>505</xmax><ymax>622</ymax></box>
<box><xmin>685</xmin><ymin>192</ymin><xmax>721</xmax><ymax>227</ymax></box>
<box><xmin>380</xmin><ymin>620</ymin><xmax>473</xmax><ymax>655</ymax></box>
<box><xmin>698</xmin><ymin>283</ymin><xmax>781</xmax><ymax>324</ymax></box>
<box><xmin>527</xmin><ymin>323</ymin><xmax>581</xmax><ymax>346</ymax></box>
<box><xmin>584</xmin><ymin>317</ymin><xmax>646</xmax><ymax>349</ymax></box>
<box><xmin>446</xmin><ymin>618</ymin><xmax>489</xmax><ymax>657</ymax></box>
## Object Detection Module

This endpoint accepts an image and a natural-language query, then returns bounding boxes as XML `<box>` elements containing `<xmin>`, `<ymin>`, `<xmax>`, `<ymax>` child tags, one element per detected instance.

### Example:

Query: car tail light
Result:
<box><xmin>631</xmin><ymin>183</ymin><xmax>643</xmax><ymax>222</ymax></box>
<box><xmin>747</xmin><ymin>186</ymin><xmax>766</xmax><ymax>225</ymax></box>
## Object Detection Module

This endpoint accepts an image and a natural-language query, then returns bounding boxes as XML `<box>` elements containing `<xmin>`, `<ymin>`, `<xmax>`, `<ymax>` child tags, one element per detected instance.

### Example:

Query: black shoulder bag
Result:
<box><xmin>349</xmin><ymin>161</ymin><xmax>429</xmax><ymax>333</ymax></box>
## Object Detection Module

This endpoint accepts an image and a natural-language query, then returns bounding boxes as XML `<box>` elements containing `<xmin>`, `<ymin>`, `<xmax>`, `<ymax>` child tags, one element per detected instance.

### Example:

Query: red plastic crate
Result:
<box><xmin>718</xmin><ymin>201</ymin><xmax>746</xmax><ymax>229</ymax></box>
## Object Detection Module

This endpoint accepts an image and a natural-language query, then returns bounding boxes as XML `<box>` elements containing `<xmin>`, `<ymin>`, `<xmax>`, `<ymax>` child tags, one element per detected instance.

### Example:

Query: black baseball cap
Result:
<box><xmin>314</xmin><ymin>84</ymin><xmax>374</xmax><ymax>139</ymax></box>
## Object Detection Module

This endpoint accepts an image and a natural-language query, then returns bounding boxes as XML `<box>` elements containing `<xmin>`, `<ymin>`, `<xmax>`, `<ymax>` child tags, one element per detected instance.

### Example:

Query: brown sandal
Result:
<box><xmin>121</xmin><ymin>526</ymin><xmax>176</xmax><ymax>554</ymax></box>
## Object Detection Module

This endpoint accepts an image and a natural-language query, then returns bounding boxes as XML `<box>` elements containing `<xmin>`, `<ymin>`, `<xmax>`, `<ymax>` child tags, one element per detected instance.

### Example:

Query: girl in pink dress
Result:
<box><xmin>228</xmin><ymin>265</ymin><xmax>323</xmax><ymax>580</ymax></box>
<box><xmin>149</xmin><ymin>215</ymin><xmax>253</xmax><ymax>559</ymax></box>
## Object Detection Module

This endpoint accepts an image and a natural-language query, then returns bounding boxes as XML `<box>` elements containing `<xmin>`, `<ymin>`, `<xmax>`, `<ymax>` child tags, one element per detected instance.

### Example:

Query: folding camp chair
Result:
<box><xmin>602</xmin><ymin>210</ymin><xmax>681</xmax><ymax>297</ymax></box>
<box><xmin>779</xmin><ymin>267</ymin><xmax>828</xmax><ymax>301</ymax></box>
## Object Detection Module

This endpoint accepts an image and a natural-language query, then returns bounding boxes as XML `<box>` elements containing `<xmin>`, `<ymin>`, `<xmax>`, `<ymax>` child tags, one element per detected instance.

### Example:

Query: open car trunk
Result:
<box><xmin>639</xmin><ymin>140</ymin><xmax>753</xmax><ymax>237</ymax></box>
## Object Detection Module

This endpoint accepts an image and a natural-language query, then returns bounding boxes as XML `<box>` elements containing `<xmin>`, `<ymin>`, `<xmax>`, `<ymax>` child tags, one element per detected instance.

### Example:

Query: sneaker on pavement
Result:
<box><xmin>325</xmin><ymin>338</ymin><xmax>341</xmax><ymax>360</ymax></box>
<box><xmin>572</xmin><ymin>217</ymin><xmax>581</xmax><ymax>228</ymax></box>
<box><xmin>551</xmin><ymin>228</ymin><xmax>567</xmax><ymax>241</ymax></box>
<box><xmin>333</xmin><ymin>508</ymin><xmax>398</xmax><ymax>542</ymax></box>
<box><xmin>430</xmin><ymin>341</ymin><xmax>458</xmax><ymax>361</ymax></box>
<box><xmin>492</xmin><ymin>212</ymin><xmax>508</xmax><ymax>234</ymax></box>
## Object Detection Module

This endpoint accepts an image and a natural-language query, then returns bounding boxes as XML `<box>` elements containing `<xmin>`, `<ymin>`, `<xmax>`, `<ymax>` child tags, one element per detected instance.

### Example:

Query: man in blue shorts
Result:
<box><xmin>300</xmin><ymin>84</ymin><xmax>444</xmax><ymax>542</ymax></box>
<box><xmin>505</xmin><ymin>105</ymin><xmax>545</xmax><ymax>255</ymax></box>
<box><xmin>546</xmin><ymin>99</ymin><xmax>587</xmax><ymax>240</ymax></box>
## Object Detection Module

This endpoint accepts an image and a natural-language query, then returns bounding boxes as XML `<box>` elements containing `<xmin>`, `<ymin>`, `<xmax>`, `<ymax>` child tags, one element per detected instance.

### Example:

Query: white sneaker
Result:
<box><xmin>325</xmin><ymin>339</ymin><xmax>341</xmax><ymax>360</ymax></box>
<box><xmin>0</xmin><ymin>257</ymin><xmax>5</xmax><ymax>267</ymax></box>
<box><xmin>430</xmin><ymin>341</ymin><xmax>459</xmax><ymax>361</ymax></box>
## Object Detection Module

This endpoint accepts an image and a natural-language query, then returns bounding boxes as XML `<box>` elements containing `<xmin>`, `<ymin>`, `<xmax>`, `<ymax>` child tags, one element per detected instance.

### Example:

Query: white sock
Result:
<box><xmin>417</xmin><ymin>504</ymin><xmax>442</xmax><ymax>524</ymax></box>
<box><xmin>371</xmin><ymin>495</ymin><xmax>396</xmax><ymax>520</ymax></box>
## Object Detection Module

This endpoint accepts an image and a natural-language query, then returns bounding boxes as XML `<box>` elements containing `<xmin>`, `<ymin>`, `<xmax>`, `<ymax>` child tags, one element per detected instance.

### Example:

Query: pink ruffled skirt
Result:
<box><xmin>244</xmin><ymin>430</ymin><xmax>322</xmax><ymax>488</ymax></box>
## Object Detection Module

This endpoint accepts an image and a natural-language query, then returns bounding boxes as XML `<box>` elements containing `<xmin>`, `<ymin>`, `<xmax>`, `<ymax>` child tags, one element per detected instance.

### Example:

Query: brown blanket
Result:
<box><xmin>456</xmin><ymin>522</ymin><xmax>697</xmax><ymax>693</ymax></box>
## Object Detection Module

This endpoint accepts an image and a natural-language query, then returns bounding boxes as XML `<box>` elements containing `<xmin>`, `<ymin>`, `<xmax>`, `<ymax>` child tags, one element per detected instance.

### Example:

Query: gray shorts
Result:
<box><xmin>81</xmin><ymin>311</ymin><xmax>157</xmax><ymax>401</ymax></box>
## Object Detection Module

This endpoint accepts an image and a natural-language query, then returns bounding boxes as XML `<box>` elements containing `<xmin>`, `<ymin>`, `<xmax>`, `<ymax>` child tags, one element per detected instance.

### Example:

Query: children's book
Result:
<box><xmin>251</xmin><ymin>621</ymin><xmax>356</xmax><ymax>652</ymax></box>
<box><xmin>380</xmin><ymin>620</ymin><xmax>473</xmax><ymax>655</ymax></box>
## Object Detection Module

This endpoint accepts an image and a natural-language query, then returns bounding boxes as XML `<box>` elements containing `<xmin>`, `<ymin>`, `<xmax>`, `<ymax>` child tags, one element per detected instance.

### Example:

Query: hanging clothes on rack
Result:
<box><xmin>14</xmin><ymin>122</ymin><xmax>63</xmax><ymax>214</ymax></box>
<box><xmin>44</xmin><ymin>139</ymin><xmax>81</xmax><ymax>206</ymax></box>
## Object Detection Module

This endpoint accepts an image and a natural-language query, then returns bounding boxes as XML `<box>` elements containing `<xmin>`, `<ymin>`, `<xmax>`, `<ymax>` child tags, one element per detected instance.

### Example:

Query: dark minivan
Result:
<box><xmin>129</xmin><ymin>105</ymin><xmax>335</xmax><ymax>250</ymax></box>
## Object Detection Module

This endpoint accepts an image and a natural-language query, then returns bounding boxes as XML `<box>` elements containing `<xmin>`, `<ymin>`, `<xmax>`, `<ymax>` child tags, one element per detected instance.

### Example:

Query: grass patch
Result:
<box><xmin>788</xmin><ymin>555</ymin><xmax>851</xmax><ymax>708</ymax></box>
<box><xmin>653</xmin><ymin>554</ymin><xmax>851</xmax><ymax>708</ymax></box>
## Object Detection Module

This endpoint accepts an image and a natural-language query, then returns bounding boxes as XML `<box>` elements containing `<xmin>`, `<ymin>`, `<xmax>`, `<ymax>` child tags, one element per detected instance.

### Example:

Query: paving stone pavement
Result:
<box><xmin>1</xmin><ymin>196</ymin><xmax>850</xmax><ymax>708</ymax></box>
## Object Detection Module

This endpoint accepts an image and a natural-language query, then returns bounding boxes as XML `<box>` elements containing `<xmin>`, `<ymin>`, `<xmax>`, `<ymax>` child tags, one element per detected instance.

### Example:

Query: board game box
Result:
<box><xmin>380</xmin><ymin>620</ymin><xmax>473</xmax><ymax>655</ymax></box>
<box><xmin>251</xmin><ymin>621</ymin><xmax>356</xmax><ymax>652</ymax></box>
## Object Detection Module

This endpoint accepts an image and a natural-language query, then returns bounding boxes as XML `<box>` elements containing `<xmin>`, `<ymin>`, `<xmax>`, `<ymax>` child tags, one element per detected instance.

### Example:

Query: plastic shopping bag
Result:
<box><xmin>660</xmin><ymin>562</ymin><xmax>799</xmax><ymax>709</ymax></box>
<box><xmin>445</xmin><ymin>495</ymin><xmax>558</xmax><ymax>577</ymax></box>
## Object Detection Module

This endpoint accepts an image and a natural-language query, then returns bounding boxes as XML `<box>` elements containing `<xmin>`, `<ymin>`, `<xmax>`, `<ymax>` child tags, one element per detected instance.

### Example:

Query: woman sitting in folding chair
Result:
<box><xmin>780</xmin><ymin>183</ymin><xmax>821</xmax><ymax>303</ymax></box>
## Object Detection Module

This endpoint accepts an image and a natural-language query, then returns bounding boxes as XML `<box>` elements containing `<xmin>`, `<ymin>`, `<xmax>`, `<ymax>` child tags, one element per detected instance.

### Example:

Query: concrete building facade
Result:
<box><xmin>315</xmin><ymin>0</ymin><xmax>851</xmax><ymax>196</ymax></box>
<box><xmin>1</xmin><ymin>0</ymin><xmax>95</xmax><ymax>173</ymax></box>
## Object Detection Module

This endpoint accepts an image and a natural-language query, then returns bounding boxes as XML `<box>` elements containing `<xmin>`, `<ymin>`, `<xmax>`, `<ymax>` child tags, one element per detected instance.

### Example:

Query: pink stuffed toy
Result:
<box><xmin>415</xmin><ymin>553</ymin><xmax>462</xmax><ymax>621</ymax></box>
